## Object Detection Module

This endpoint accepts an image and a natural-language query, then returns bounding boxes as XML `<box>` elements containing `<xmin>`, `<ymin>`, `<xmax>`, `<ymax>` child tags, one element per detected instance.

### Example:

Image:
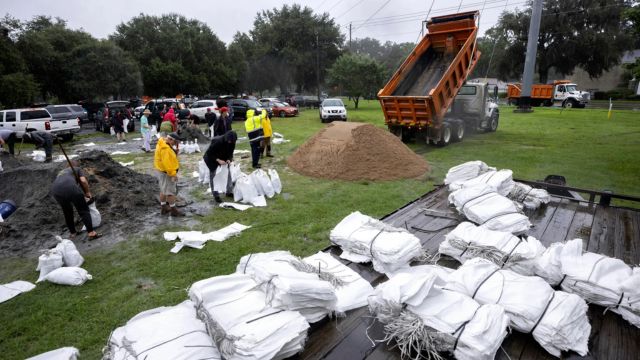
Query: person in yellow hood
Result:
<box><xmin>244</xmin><ymin>109</ymin><xmax>265</xmax><ymax>168</ymax></box>
<box><xmin>154</xmin><ymin>132</ymin><xmax>184</xmax><ymax>216</ymax></box>
<box><xmin>260</xmin><ymin>112</ymin><xmax>273</xmax><ymax>158</ymax></box>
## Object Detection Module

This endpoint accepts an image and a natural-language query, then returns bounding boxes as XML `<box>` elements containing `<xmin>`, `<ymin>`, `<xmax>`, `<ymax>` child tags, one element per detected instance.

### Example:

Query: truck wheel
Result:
<box><xmin>452</xmin><ymin>123</ymin><xmax>465</xmax><ymax>142</ymax></box>
<box><xmin>437</xmin><ymin>124</ymin><xmax>452</xmax><ymax>147</ymax></box>
<box><xmin>563</xmin><ymin>99</ymin><xmax>577</xmax><ymax>108</ymax></box>
<box><xmin>485</xmin><ymin>113</ymin><xmax>499</xmax><ymax>132</ymax></box>
<box><xmin>59</xmin><ymin>134</ymin><xmax>74</xmax><ymax>142</ymax></box>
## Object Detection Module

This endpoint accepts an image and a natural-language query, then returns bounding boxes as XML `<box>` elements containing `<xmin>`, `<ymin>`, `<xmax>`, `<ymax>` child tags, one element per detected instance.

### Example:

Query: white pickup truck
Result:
<box><xmin>0</xmin><ymin>108</ymin><xmax>81</xmax><ymax>140</ymax></box>
<box><xmin>188</xmin><ymin>100</ymin><xmax>220</xmax><ymax>122</ymax></box>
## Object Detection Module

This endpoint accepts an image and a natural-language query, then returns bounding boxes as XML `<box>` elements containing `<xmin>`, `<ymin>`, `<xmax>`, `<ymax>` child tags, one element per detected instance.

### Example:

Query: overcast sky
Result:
<box><xmin>4</xmin><ymin>0</ymin><xmax>528</xmax><ymax>45</ymax></box>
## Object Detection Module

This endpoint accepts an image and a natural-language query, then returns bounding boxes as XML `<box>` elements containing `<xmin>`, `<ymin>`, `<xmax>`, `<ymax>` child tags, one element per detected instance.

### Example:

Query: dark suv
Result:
<box><xmin>228</xmin><ymin>99</ymin><xmax>270</xmax><ymax>120</ymax></box>
<box><xmin>95</xmin><ymin>101</ymin><xmax>135</xmax><ymax>133</ymax></box>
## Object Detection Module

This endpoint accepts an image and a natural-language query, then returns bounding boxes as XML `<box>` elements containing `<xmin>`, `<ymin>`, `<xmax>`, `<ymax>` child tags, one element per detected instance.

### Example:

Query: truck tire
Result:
<box><xmin>452</xmin><ymin>123</ymin><xmax>465</xmax><ymax>142</ymax></box>
<box><xmin>59</xmin><ymin>134</ymin><xmax>74</xmax><ymax>142</ymax></box>
<box><xmin>390</xmin><ymin>126</ymin><xmax>411</xmax><ymax>142</ymax></box>
<box><xmin>437</xmin><ymin>124</ymin><xmax>452</xmax><ymax>147</ymax></box>
<box><xmin>485</xmin><ymin>113</ymin><xmax>499</xmax><ymax>132</ymax></box>
<box><xmin>563</xmin><ymin>99</ymin><xmax>577</xmax><ymax>108</ymax></box>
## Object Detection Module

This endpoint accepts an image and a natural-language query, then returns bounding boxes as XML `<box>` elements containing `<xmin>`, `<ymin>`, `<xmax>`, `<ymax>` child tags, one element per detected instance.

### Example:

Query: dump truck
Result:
<box><xmin>378</xmin><ymin>11</ymin><xmax>497</xmax><ymax>146</ymax></box>
<box><xmin>507</xmin><ymin>80</ymin><xmax>590</xmax><ymax>108</ymax></box>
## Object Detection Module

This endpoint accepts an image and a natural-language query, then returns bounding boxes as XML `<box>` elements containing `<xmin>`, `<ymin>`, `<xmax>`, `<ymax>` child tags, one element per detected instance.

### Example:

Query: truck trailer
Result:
<box><xmin>378</xmin><ymin>11</ymin><xmax>498</xmax><ymax>146</ymax></box>
<box><xmin>507</xmin><ymin>80</ymin><xmax>590</xmax><ymax>108</ymax></box>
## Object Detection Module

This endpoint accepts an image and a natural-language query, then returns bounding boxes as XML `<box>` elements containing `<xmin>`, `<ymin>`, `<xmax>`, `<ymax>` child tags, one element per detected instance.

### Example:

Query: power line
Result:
<box><xmin>335</xmin><ymin>0</ymin><xmax>367</xmax><ymax>19</ymax></box>
<box><xmin>353</xmin><ymin>0</ymin><xmax>394</xmax><ymax>30</ymax></box>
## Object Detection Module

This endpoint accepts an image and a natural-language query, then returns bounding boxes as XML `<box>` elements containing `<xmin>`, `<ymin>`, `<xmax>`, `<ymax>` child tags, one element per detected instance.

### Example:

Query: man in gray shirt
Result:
<box><xmin>23</xmin><ymin>129</ymin><xmax>54</xmax><ymax>162</ymax></box>
<box><xmin>0</xmin><ymin>129</ymin><xmax>17</xmax><ymax>155</ymax></box>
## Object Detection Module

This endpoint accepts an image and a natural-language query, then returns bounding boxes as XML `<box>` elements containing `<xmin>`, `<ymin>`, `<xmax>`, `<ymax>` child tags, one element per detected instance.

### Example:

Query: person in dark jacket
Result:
<box><xmin>203</xmin><ymin>131</ymin><xmax>237</xmax><ymax>203</ymax></box>
<box><xmin>213</xmin><ymin>107</ymin><xmax>232</xmax><ymax>137</ymax></box>
<box><xmin>23</xmin><ymin>129</ymin><xmax>54</xmax><ymax>162</ymax></box>
<box><xmin>51</xmin><ymin>161</ymin><xmax>101</xmax><ymax>240</ymax></box>
<box><xmin>0</xmin><ymin>129</ymin><xmax>17</xmax><ymax>155</ymax></box>
<box><xmin>205</xmin><ymin>108</ymin><xmax>216</xmax><ymax>138</ymax></box>
<box><xmin>113</xmin><ymin>110</ymin><xmax>126</xmax><ymax>142</ymax></box>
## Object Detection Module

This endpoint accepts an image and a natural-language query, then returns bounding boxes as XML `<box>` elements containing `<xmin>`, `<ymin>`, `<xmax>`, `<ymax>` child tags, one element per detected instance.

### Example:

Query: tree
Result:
<box><xmin>350</xmin><ymin>38</ymin><xmax>414</xmax><ymax>78</ymax></box>
<box><xmin>0</xmin><ymin>72</ymin><xmax>39</xmax><ymax>108</ymax></box>
<box><xmin>489</xmin><ymin>0</ymin><xmax>635</xmax><ymax>83</ymax></box>
<box><xmin>111</xmin><ymin>13</ymin><xmax>233</xmax><ymax>96</ymax></box>
<box><xmin>0</xmin><ymin>15</ymin><xmax>39</xmax><ymax>107</ymax></box>
<box><xmin>624</xmin><ymin>2</ymin><xmax>640</xmax><ymax>78</ymax></box>
<box><xmin>248</xmin><ymin>4</ymin><xmax>344</xmax><ymax>93</ymax></box>
<box><xmin>66</xmin><ymin>40</ymin><xmax>142</xmax><ymax>101</ymax></box>
<box><xmin>327</xmin><ymin>54</ymin><xmax>386</xmax><ymax>109</ymax></box>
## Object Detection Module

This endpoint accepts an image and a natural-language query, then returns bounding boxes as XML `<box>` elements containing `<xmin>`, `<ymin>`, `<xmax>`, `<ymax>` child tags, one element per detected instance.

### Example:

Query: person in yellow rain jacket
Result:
<box><xmin>244</xmin><ymin>109</ymin><xmax>265</xmax><ymax>168</ymax></box>
<box><xmin>260</xmin><ymin>112</ymin><xmax>273</xmax><ymax>158</ymax></box>
<box><xmin>154</xmin><ymin>132</ymin><xmax>184</xmax><ymax>217</ymax></box>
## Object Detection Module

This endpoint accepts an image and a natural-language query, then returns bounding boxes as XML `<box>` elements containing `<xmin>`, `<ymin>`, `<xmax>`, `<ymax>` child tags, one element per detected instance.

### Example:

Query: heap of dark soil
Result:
<box><xmin>0</xmin><ymin>150</ymin><xmax>158</xmax><ymax>257</ymax></box>
<box><xmin>179</xmin><ymin>126</ymin><xmax>210</xmax><ymax>143</ymax></box>
<box><xmin>287</xmin><ymin>122</ymin><xmax>429</xmax><ymax>181</ymax></box>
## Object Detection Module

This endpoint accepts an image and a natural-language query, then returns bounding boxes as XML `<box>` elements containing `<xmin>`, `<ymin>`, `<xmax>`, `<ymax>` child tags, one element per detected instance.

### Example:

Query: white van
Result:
<box><xmin>0</xmin><ymin>108</ymin><xmax>81</xmax><ymax>140</ymax></box>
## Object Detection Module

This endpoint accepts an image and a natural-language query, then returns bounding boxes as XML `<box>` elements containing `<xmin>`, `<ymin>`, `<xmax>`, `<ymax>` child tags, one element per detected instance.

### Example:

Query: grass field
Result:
<box><xmin>1</xmin><ymin>101</ymin><xmax>639</xmax><ymax>359</ymax></box>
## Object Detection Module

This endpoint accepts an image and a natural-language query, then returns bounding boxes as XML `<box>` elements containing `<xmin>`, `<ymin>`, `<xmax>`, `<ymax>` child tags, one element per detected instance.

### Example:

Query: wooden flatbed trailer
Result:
<box><xmin>300</xmin><ymin>183</ymin><xmax>640</xmax><ymax>360</ymax></box>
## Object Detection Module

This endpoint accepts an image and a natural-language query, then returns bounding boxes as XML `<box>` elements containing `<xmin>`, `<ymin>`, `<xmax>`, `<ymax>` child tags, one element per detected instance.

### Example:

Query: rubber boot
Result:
<box><xmin>161</xmin><ymin>203</ymin><xmax>170</xmax><ymax>215</ymax></box>
<box><xmin>170</xmin><ymin>206</ymin><xmax>185</xmax><ymax>217</ymax></box>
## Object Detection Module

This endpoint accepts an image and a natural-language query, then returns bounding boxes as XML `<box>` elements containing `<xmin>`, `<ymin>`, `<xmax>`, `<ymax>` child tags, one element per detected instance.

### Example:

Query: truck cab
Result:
<box><xmin>552</xmin><ymin>82</ymin><xmax>590</xmax><ymax>108</ymax></box>
<box><xmin>440</xmin><ymin>82</ymin><xmax>499</xmax><ymax>145</ymax></box>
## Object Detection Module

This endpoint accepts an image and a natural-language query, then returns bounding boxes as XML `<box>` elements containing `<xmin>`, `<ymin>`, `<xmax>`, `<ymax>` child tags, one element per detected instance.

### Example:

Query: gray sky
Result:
<box><xmin>3</xmin><ymin>0</ymin><xmax>528</xmax><ymax>44</ymax></box>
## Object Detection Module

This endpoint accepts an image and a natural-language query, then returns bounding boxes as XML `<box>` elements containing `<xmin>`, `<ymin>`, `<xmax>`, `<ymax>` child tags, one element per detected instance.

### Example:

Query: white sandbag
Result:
<box><xmin>444</xmin><ymin>160</ymin><xmax>495</xmax><ymax>185</ymax></box>
<box><xmin>42</xmin><ymin>267</ymin><xmax>92</xmax><ymax>286</ymax></box>
<box><xmin>205</xmin><ymin>222</ymin><xmax>251</xmax><ymax>242</ymax></box>
<box><xmin>446</xmin><ymin>258</ymin><xmax>591</xmax><ymax>357</ymax></box>
<box><xmin>123</xmin><ymin>118</ymin><xmax>130</xmax><ymax>133</ymax></box>
<box><xmin>0</xmin><ymin>160</ymin><xmax>3</xmax><ymax>171</ymax></box>
<box><xmin>150</xmin><ymin>125</ymin><xmax>158</xmax><ymax>139</ymax></box>
<box><xmin>26</xmin><ymin>347</ymin><xmax>79</xmax><ymax>360</ymax></box>
<box><xmin>236</xmin><ymin>175</ymin><xmax>259</xmax><ymax>204</ymax></box>
<box><xmin>32</xmin><ymin>150</ymin><xmax>46</xmax><ymax>162</ymax></box>
<box><xmin>268</xmin><ymin>169</ymin><xmax>282</xmax><ymax>194</ymax></box>
<box><xmin>110</xmin><ymin>127</ymin><xmax>116</xmax><ymax>136</ymax></box>
<box><xmin>212</xmin><ymin>165</ymin><xmax>229</xmax><ymax>194</ymax></box>
<box><xmin>36</xmin><ymin>249</ymin><xmax>64</xmax><ymax>282</ymax></box>
<box><xmin>439</xmin><ymin>222</ymin><xmax>544</xmax><ymax>276</ymax></box>
<box><xmin>229</xmin><ymin>162</ymin><xmax>242</xmax><ymax>183</ymax></box>
<box><xmin>110</xmin><ymin>151</ymin><xmax>130</xmax><ymax>155</ymax></box>
<box><xmin>448</xmin><ymin>169</ymin><xmax>515</xmax><ymax>196</ymax></box>
<box><xmin>105</xmin><ymin>300</ymin><xmax>221</xmax><ymax>360</ymax></box>
<box><xmin>368</xmin><ymin>268</ymin><xmax>509</xmax><ymax>360</ymax></box>
<box><xmin>219</xmin><ymin>202</ymin><xmax>252</xmax><ymax>211</ymax></box>
<box><xmin>303</xmin><ymin>251</ymin><xmax>374</xmax><ymax>313</ymax></box>
<box><xmin>118</xmin><ymin>161</ymin><xmax>134</xmax><ymax>167</ymax></box>
<box><xmin>80</xmin><ymin>203</ymin><xmax>101</xmax><ymax>231</ymax></box>
<box><xmin>0</xmin><ymin>280</ymin><xmax>36</xmax><ymax>304</ymax></box>
<box><xmin>198</xmin><ymin>160</ymin><xmax>210</xmax><ymax>184</ymax></box>
<box><xmin>54</xmin><ymin>236</ymin><xmax>84</xmax><ymax>267</ymax></box>
<box><xmin>508</xmin><ymin>182</ymin><xmax>551</xmax><ymax>210</ymax></box>
<box><xmin>250</xmin><ymin>169</ymin><xmax>275</xmax><ymax>198</ymax></box>
<box><xmin>250</xmin><ymin>195</ymin><xmax>267</xmax><ymax>207</ymax></box>
<box><xmin>448</xmin><ymin>183</ymin><xmax>532</xmax><ymax>234</ymax></box>
<box><xmin>330</xmin><ymin>211</ymin><xmax>424</xmax><ymax>275</ymax></box>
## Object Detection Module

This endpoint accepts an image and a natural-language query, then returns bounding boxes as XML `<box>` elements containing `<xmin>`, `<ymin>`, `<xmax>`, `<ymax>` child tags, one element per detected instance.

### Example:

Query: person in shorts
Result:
<box><xmin>153</xmin><ymin>132</ymin><xmax>184</xmax><ymax>217</ymax></box>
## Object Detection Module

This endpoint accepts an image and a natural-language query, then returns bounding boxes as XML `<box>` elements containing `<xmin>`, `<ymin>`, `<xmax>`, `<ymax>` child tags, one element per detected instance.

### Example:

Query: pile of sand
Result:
<box><xmin>287</xmin><ymin>122</ymin><xmax>429</xmax><ymax>181</ymax></box>
<box><xmin>0</xmin><ymin>151</ymin><xmax>158</xmax><ymax>257</ymax></box>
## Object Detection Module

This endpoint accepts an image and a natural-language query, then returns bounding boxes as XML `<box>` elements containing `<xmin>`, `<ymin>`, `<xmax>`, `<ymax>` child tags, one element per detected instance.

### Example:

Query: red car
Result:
<box><xmin>270</xmin><ymin>101</ymin><xmax>298</xmax><ymax>118</ymax></box>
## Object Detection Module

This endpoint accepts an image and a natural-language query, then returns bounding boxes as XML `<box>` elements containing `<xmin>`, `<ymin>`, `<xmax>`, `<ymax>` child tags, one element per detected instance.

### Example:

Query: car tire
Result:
<box><xmin>279</xmin><ymin>111</ymin><xmax>286</xmax><ymax>118</ymax></box>
<box><xmin>485</xmin><ymin>112</ymin><xmax>499</xmax><ymax>132</ymax></box>
<box><xmin>437</xmin><ymin>123</ymin><xmax>452</xmax><ymax>147</ymax></box>
<box><xmin>452</xmin><ymin>123</ymin><xmax>465</xmax><ymax>142</ymax></box>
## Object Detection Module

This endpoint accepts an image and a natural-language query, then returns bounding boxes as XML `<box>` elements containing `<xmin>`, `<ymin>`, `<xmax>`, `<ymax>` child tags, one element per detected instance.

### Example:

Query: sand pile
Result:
<box><xmin>179</xmin><ymin>126</ymin><xmax>210</xmax><ymax>143</ymax></box>
<box><xmin>0</xmin><ymin>150</ymin><xmax>158</xmax><ymax>257</ymax></box>
<box><xmin>287</xmin><ymin>122</ymin><xmax>429</xmax><ymax>181</ymax></box>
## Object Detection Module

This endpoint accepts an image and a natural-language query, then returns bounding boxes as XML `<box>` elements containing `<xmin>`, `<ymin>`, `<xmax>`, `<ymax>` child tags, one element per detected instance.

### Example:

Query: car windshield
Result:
<box><xmin>274</xmin><ymin>102</ymin><xmax>286</xmax><ymax>107</ymax></box>
<box><xmin>246</xmin><ymin>100</ymin><xmax>261</xmax><ymax>108</ymax></box>
<box><xmin>70</xmin><ymin>106</ymin><xmax>85</xmax><ymax>112</ymax></box>
<box><xmin>322</xmin><ymin>99</ymin><xmax>343</xmax><ymax>107</ymax></box>
<box><xmin>565</xmin><ymin>85</ymin><xmax>577</xmax><ymax>92</ymax></box>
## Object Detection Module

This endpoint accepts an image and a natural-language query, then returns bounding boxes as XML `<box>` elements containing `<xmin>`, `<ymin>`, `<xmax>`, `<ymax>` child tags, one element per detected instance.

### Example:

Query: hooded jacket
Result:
<box><xmin>154</xmin><ymin>137</ymin><xmax>179</xmax><ymax>176</ymax></box>
<box><xmin>244</xmin><ymin>109</ymin><xmax>265</xmax><ymax>142</ymax></box>
<box><xmin>261</xmin><ymin>114</ymin><xmax>272</xmax><ymax>138</ymax></box>
<box><xmin>163</xmin><ymin>108</ymin><xmax>177</xmax><ymax>131</ymax></box>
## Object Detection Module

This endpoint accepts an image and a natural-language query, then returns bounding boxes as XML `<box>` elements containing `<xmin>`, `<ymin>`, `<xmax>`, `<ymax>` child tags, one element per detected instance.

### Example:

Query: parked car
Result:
<box><xmin>46</xmin><ymin>104</ymin><xmax>87</xmax><ymax>124</ymax></box>
<box><xmin>319</xmin><ymin>98</ymin><xmax>347</xmax><ymax>123</ymax></box>
<box><xmin>270</xmin><ymin>101</ymin><xmax>298</xmax><ymax>117</ymax></box>
<box><xmin>134</xmin><ymin>105</ymin><xmax>145</xmax><ymax>119</ymax></box>
<box><xmin>95</xmin><ymin>101</ymin><xmax>135</xmax><ymax>133</ymax></box>
<box><xmin>189</xmin><ymin>100</ymin><xmax>220</xmax><ymax>123</ymax></box>
<box><xmin>303</xmin><ymin>95</ymin><xmax>321</xmax><ymax>108</ymax></box>
<box><xmin>0</xmin><ymin>108</ymin><xmax>80</xmax><ymax>140</ymax></box>
<box><xmin>228</xmin><ymin>98</ymin><xmax>270</xmax><ymax>120</ymax></box>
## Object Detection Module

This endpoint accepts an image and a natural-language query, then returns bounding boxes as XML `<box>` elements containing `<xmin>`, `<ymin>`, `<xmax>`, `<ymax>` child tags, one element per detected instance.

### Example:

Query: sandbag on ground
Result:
<box><xmin>26</xmin><ymin>347</ymin><xmax>79</xmax><ymax>360</ymax></box>
<box><xmin>446</xmin><ymin>258</ymin><xmax>590</xmax><ymax>357</ymax></box>
<box><xmin>0</xmin><ymin>280</ymin><xmax>35</xmax><ymax>304</ymax></box>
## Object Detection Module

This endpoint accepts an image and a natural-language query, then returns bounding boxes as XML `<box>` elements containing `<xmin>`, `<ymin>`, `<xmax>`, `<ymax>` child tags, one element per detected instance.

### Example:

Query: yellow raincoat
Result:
<box><xmin>154</xmin><ymin>137</ymin><xmax>179</xmax><ymax>176</ymax></box>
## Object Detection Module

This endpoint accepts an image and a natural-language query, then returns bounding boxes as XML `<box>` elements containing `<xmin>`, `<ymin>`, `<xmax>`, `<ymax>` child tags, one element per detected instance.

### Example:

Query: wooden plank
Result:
<box><xmin>539</xmin><ymin>198</ymin><xmax>578</xmax><ymax>246</ymax></box>
<box><xmin>527</xmin><ymin>200</ymin><xmax>560</xmax><ymax>240</ymax></box>
<box><xmin>587</xmin><ymin>206</ymin><xmax>616</xmax><ymax>256</ymax></box>
<box><xmin>494</xmin><ymin>332</ymin><xmax>529</xmax><ymax>360</ymax></box>
<box><xmin>301</xmin><ymin>307</ymin><xmax>370</xmax><ymax>359</ymax></box>
<box><xmin>613</xmin><ymin>208</ymin><xmax>637</xmax><ymax>264</ymax></box>
<box><xmin>629</xmin><ymin>208</ymin><xmax>640</xmax><ymax>264</ymax></box>
<box><xmin>322</xmin><ymin>319</ymin><xmax>385</xmax><ymax>360</ymax></box>
<box><xmin>516</xmin><ymin>334</ymin><xmax>559</xmax><ymax>360</ymax></box>
<box><xmin>585</xmin><ymin>305</ymin><xmax>640</xmax><ymax>360</ymax></box>
<box><xmin>565</xmin><ymin>202</ymin><xmax>596</xmax><ymax>242</ymax></box>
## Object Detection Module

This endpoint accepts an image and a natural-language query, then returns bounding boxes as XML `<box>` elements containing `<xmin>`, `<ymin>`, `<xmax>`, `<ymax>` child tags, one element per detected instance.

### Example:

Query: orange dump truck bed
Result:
<box><xmin>506</xmin><ymin>83</ymin><xmax>553</xmax><ymax>100</ymax></box>
<box><xmin>378</xmin><ymin>11</ymin><xmax>480</xmax><ymax>134</ymax></box>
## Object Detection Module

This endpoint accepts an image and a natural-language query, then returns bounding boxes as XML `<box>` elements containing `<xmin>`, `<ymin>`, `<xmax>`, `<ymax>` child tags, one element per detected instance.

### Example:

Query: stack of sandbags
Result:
<box><xmin>36</xmin><ymin>237</ymin><xmax>92</xmax><ymax>286</ymax></box>
<box><xmin>552</xmin><ymin>239</ymin><xmax>640</xmax><ymax>327</ymax></box>
<box><xmin>507</xmin><ymin>181</ymin><xmax>551</xmax><ymax>210</ymax></box>
<box><xmin>448</xmin><ymin>169</ymin><xmax>515</xmax><ymax>196</ymax></box>
<box><xmin>236</xmin><ymin>251</ymin><xmax>338</xmax><ymax>323</ymax></box>
<box><xmin>439</xmin><ymin>222</ymin><xmax>545</xmax><ymax>276</ymax></box>
<box><xmin>368</xmin><ymin>266</ymin><xmax>509</xmax><ymax>360</ymax></box>
<box><xmin>330</xmin><ymin>211</ymin><xmax>424</xmax><ymax>274</ymax></box>
<box><xmin>444</xmin><ymin>161</ymin><xmax>495</xmax><ymax>185</ymax></box>
<box><xmin>303</xmin><ymin>251</ymin><xmax>374</xmax><ymax>313</ymax></box>
<box><xmin>448</xmin><ymin>184</ymin><xmax>531</xmax><ymax>234</ymax></box>
<box><xmin>103</xmin><ymin>300</ymin><xmax>221</xmax><ymax>360</ymax></box>
<box><xmin>446</xmin><ymin>258</ymin><xmax>591</xmax><ymax>357</ymax></box>
<box><xmin>188</xmin><ymin>274</ymin><xmax>309</xmax><ymax>360</ymax></box>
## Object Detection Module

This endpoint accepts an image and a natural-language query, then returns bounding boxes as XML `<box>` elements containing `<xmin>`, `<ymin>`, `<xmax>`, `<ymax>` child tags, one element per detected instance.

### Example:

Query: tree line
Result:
<box><xmin>1</xmin><ymin>1</ymin><xmax>638</xmax><ymax>109</ymax></box>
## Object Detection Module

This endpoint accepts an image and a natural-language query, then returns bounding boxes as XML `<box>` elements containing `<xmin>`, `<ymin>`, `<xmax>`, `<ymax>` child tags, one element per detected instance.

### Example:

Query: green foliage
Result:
<box><xmin>327</xmin><ymin>54</ymin><xmax>386</xmax><ymax>108</ymax></box>
<box><xmin>488</xmin><ymin>0</ymin><xmax>635</xmax><ymax>83</ymax></box>
<box><xmin>349</xmin><ymin>37</ymin><xmax>414</xmax><ymax>78</ymax></box>
<box><xmin>0</xmin><ymin>72</ymin><xmax>39</xmax><ymax>108</ymax></box>
<box><xmin>111</xmin><ymin>13</ymin><xmax>233</xmax><ymax>96</ymax></box>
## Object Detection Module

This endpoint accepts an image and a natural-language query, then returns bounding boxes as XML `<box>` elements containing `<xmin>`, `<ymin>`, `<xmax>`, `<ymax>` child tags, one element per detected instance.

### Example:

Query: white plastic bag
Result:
<box><xmin>36</xmin><ymin>249</ymin><xmax>64</xmax><ymax>282</ymax></box>
<box><xmin>25</xmin><ymin>347</ymin><xmax>79</xmax><ymax>360</ymax></box>
<box><xmin>268</xmin><ymin>169</ymin><xmax>282</xmax><ymax>194</ymax></box>
<box><xmin>150</xmin><ymin>125</ymin><xmax>158</xmax><ymax>139</ymax></box>
<box><xmin>229</xmin><ymin>162</ymin><xmax>242</xmax><ymax>183</ymax></box>
<box><xmin>54</xmin><ymin>236</ymin><xmax>84</xmax><ymax>267</ymax></box>
<box><xmin>251</xmin><ymin>169</ymin><xmax>275</xmax><ymax>198</ymax></box>
<box><xmin>80</xmin><ymin>203</ymin><xmax>101</xmax><ymax>231</ymax></box>
<box><xmin>32</xmin><ymin>150</ymin><xmax>46</xmax><ymax>162</ymax></box>
<box><xmin>236</xmin><ymin>175</ymin><xmax>259</xmax><ymax>204</ymax></box>
<box><xmin>0</xmin><ymin>160</ymin><xmax>3</xmax><ymax>172</ymax></box>
<box><xmin>110</xmin><ymin>127</ymin><xmax>116</xmax><ymax>136</ymax></box>
<box><xmin>198</xmin><ymin>160</ymin><xmax>210</xmax><ymax>185</ymax></box>
<box><xmin>213</xmin><ymin>165</ymin><xmax>229</xmax><ymax>194</ymax></box>
<box><xmin>42</xmin><ymin>267</ymin><xmax>92</xmax><ymax>286</ymax></box>
<box><xmin>123</xmin><ymin>118</ymin><xmax>130</xmax><ymax>133</ymax></box>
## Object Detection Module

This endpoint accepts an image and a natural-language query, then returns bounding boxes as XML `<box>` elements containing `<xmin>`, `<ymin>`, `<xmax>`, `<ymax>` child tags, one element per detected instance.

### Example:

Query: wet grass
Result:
<box><xmin>1</xmin><ymin>102</ymin><xmax>639</xmax><ymax>358</ymax></box>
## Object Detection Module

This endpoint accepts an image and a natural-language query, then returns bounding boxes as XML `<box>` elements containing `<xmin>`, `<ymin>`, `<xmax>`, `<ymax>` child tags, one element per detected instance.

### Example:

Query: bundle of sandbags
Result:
<box><xmin>236</xmin><ymin>251</ymin><xmax>338</xmax><ymax>323</ymax></box>
<box><xmin>439</xmin><ymin>222</ymin><xmax>545</xmax><ymax>276</ymax></box>
<box><xmin>507</xmin><ymin>181</ymin><xmax>551</xmax><ymax>210</ymax></box>
<box><xmin>103</xmin><ymin>300</ymin><xmax>221</xmax><ymax>360</ymax></box>
<box><xmin>448</xmin><ymin>184</ymin><xmax>531</xmax><ymax>234</ymax></box>
<box><xmin>330</xmin><ymin>211</ymin><xmax>424</xmax><ymax>274</ymax></box>
<box><xmin>36</xmin><ymin>236</ymin><xmax>92</xmax><ymax>286</ymax></box>
<box><xmin>444</xmin><ymin>161</ymin><xmax>495</xmax><ymax>185</ymax></box>
<box><xmin>233</xmin><ymin>168</ymin><xmax>282</xmax><ymax>207</ymax></box>
<box><xmin>448</xmin><ymin>169</ymin><xmax>515</xmax><ymax>196</ymax></box>
<box><xmin>446</xmin><ymin>258</ymin><xmax>590</xmax><ymax>357</ymax></box>
<box><xmin>188</xmin><ymin>274</ymin><xmax>309</xmax><ymax>360</ymax></box>
<box><xmin>303</xmin><ymin>251</ymin><xmax>374</xmax><ymax>313</ymax></box>
<box><xmin>546</xmin><ymin>239</ymin><xmax>640</xmax><ymax>327</ymax></box>
<box><xmin>368</xmin><ymin>266</ymin><xmax>509</xmax><ymax>360</ymax></box>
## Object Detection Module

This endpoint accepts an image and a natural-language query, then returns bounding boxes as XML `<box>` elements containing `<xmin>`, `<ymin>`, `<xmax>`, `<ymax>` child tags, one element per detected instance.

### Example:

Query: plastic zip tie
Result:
<box><xmin>501</xmin><ymin>237</ymin><xmax>523</xmax><ymax>268</ymax></box>
<box><xmin>471</xmin><ymin>268</ymin><xmax>500</xmax><ymax>299</ymax></box>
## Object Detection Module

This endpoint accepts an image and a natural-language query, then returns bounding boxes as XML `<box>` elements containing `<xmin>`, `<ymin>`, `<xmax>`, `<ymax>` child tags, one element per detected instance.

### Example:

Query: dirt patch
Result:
<box><xmin>287</xmin><ymin>122</ymin><xmax>429</xmax><ymax>181</ymax></box>
<box><xmin>0</xmin><ymin>150</ymin><xmax>160</xmax><ymax>257</ymax></box>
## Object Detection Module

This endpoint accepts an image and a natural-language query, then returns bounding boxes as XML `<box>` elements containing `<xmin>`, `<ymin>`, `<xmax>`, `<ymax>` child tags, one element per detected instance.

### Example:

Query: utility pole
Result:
<box><xmin>516</xmin><ymin>0</ymin><xmax>544</xmax><ymax>113</ymax></box>
<box><xmin>349</xmin><ymin>23</ymin><xmax>352</xmax><ymax>50</ymax></box>
<box><xmin>316</xmin><ymin>32</ymin><xmax>321</xmax><ymax>101</ymax></box>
